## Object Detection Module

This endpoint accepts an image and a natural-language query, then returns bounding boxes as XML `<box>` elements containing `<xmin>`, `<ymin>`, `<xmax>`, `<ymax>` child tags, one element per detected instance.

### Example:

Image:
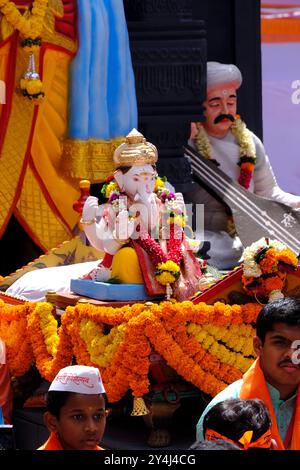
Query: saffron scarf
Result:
<box><xmin>240</xmin><ymin>358</ymin><xmax>300</xmax><ymax>450</ymax></box>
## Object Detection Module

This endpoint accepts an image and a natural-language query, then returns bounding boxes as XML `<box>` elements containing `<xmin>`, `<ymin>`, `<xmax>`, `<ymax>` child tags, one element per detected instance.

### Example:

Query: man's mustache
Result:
<box><xmin>214</xmin><ymin>114</ymin><xmax>235</xmax><ymax>124</ymax></box>
<box><xmin>278</xmin><ymin>359</ymin><xmax>299</xmax><ymax>368</ymax></box>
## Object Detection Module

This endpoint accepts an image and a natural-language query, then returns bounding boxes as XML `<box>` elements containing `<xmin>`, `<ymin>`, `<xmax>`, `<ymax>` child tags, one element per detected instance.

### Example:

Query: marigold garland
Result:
<box><xmin>80</xmin><ymin>319</ymin><xmax>125</xmax><ymax>368</ymax></box>
<box><xmin>194</xmin><ymin>116</ymin><xmax>256</xmax><ymax>234</ymax></box>
<box><xmin>27</xmin><ymin>303</ymin><xmax>73</xmax><ymax>381</ymax></box>
<box><xmin>0</xmin><ymin>299</ymin><xmax>262</xmax><ymax>400</ymax></box>
<box><xmin>187</xmin><ymin>324</ymin><xmax>254</xmax><ymax>373</ymax></box>
<box><xmin>0</xmin><ymin>0</ymin><xmax>48</xmax><ymax>38</ymax></box>
<box><xmin>0</xmin><ymin>300</ymin><xmax>34</xmax><ymax>376</ymax></box>
<box><xmin>0</xmin><ymin>0</ymin><xmax>58</xmax><ymax>101</ymax></box>
<box><xmin>34</xmin><ymin>302</ymin><xmax>59</xmax><ymax>356</ymax></box>
<box><xmin>194</xmin><ymin>116</ymin><xmax>256</xmax><ymax>190</ymax></box>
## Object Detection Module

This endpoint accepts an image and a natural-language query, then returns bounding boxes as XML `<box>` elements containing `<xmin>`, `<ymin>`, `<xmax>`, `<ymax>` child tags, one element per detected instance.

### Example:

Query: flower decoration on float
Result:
<box><xmin>101</xmin><ymin>174</ymin><xmax>184</xmax><ymax>293</ymax></box>
<box><xmin>0</xmin><ymin>299</ymin><xmax>263</xmax><ymax>399</ymax></box>
<box><xmin>241</xmin><ymin>237</ymin><xmax>298</xmax><ymax>302</ymax></box>
<box><xmin>156</xmin><ymin>260</ymin><xmax>181</xmax><ymax>285</ymax></box>
<box><xmin>101</xmin><ymin>178</ymin><xmax>121</xmax><ymax>206</ymax></box>
<box><xmin>101</xmin><ymin>129</ymin><xmax>188</xmax><ymax>297</ymax></box>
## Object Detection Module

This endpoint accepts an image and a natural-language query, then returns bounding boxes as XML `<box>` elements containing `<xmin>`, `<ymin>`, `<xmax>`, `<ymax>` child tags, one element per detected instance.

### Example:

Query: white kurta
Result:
<box><xmin>185</xmin><ymin>131</ymin><xmax>300</xmax><ymax>269</ymax></box>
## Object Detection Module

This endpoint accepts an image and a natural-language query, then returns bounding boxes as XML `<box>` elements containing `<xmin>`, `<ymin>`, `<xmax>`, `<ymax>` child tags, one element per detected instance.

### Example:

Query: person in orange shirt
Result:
<box><xmin>38</xmin><ymin>365</ymin><xmax>107</xmax><ymax>451</ymax></box>
<box><xmin>196</xmin><ymin>297</ymin><xmax>300</xmax><ymax>450</ymax></box>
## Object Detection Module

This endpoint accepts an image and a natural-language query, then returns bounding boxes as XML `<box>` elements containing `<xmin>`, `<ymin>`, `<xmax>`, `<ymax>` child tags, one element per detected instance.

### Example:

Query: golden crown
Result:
<box><xmin>113</xmin><ymin>128</ymin><xmax>158</xmax><ymax>167</ymax></box>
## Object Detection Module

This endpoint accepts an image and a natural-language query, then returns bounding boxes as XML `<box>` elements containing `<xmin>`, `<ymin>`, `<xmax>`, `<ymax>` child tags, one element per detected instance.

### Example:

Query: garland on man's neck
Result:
<box><xmin>194</xmin><ymin>116</ymin><xmax>257</xmax><ymax>189</ymax></box>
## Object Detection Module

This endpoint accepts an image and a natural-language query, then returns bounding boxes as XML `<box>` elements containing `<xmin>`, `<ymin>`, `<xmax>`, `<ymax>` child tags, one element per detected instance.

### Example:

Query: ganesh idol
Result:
<box><xmin>80</xmin><ymin>129</ymin><xmax>203</xmax><ymax>301</ymax></box>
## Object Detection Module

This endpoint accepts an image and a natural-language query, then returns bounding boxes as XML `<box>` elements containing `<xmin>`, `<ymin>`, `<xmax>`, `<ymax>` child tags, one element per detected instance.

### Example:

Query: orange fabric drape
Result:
<box><xmin>240</xmin><ymin>358</ymin><xmax>300</xmax><ymax>450</ymax></box>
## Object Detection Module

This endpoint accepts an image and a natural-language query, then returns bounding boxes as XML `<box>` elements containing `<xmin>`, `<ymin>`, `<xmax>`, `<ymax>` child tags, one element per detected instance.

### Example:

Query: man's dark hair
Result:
<box><xmin>190</xmin><ymin>439</ymin><xmax>240</xmax><ymax>450</ymax></box>
<box><xmin>46</xmin><ymin>391</ymin><xmax>107</xmax><ymax>419</ymax></box>
<box><xmin>256</xmin><ymin>297</ymin><xmax>300</xmax><ymax>344</ymax></box>
<box><xmin>203</xmin><ymin>398</ymin><xmax>271</xmax><ymax>444</ymax></box>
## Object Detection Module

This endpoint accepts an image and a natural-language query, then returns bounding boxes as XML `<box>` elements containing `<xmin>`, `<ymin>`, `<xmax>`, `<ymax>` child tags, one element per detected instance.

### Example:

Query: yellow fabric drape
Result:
<box><xmin>0</xmin><ymin>27</ymin><xmax>78</xmax><ymax>249</ymax></box>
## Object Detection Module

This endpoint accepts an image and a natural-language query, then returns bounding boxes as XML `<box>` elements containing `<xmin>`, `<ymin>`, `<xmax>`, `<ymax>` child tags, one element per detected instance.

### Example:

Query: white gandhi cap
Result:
<box><xmin>49</xmin><ymin>365</ymin><xmax>105</xmax><ymax>395</ymax></box>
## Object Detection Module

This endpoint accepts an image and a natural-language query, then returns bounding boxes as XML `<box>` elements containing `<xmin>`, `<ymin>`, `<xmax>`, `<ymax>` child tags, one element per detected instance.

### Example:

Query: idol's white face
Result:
<box><xmin>202</xmin><ymin>85</ymin><xmax>237</xmax><ymax>138</ymax></box>
<box><xmin>114</xmin><ymin>165</ymin><xmax>156</xmax><ymax>199</ymax></box>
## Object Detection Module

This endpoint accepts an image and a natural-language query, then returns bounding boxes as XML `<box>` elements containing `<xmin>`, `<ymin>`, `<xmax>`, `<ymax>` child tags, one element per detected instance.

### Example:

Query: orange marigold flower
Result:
<box><xmin>260</xmin><ymin>248</ymin><xmax>278</xmax><ymax>273</ymax></box>
<box><xmin>240</xmin><ymin>162</ymin><xmax>255</xmax><ymax>172</ymax></box>
<box><xmin>277</xmin><ymin>249</ymin><xmax>298</xmax><ymax>267</ymax></box>
<box><xmin>263</xmin><ymin>275</ymin><xmax>285</xmax><ymax>292</ymax></box>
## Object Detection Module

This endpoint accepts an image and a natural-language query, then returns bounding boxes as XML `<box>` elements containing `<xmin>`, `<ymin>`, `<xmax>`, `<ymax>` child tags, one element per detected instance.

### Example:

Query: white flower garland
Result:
<box><xmin>242</xmin><ymin>238</ymin><xmax>287</xmax><ymax>277</ymax></box>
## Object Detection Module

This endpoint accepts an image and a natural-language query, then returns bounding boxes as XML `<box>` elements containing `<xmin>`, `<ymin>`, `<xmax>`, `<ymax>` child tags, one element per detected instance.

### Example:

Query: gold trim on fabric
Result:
<box><xmin>0</xmin><ymin>45</ymin><xmax>35</xmax><ymax>233</ymax></box>
<box><xmin>62</xmin><ymin>137</ymin><xmax>125</xmax><ymax>182</ymax></box>
<box><xmin>41</xmin><ymin>0</ymin><xmax>77</xmax><ymax>54</ymax></box>
<box><xmin>16</xmin><ymin>166</ymin><xmax>72</xmax><ymax>250</ymax></box>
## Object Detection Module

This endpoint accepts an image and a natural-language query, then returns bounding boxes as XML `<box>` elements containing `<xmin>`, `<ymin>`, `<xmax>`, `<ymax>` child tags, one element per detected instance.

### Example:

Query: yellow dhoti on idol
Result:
<box><xmin>111</xmin><ymin>247</ymin><xmax>144</xmax><ymax>284</ymax></box>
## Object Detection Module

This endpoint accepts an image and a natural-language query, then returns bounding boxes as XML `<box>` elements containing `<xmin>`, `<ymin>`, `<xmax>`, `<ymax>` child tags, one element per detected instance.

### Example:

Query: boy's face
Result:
<box><xmin>45</xmin><ymin>393</ymin><xmax>107</xmax><ymax>450</ymax></box>
<box><xmin>254</xmin><ymin>323</ymin><xmax>300</xmax><ymax>398</ymax></box>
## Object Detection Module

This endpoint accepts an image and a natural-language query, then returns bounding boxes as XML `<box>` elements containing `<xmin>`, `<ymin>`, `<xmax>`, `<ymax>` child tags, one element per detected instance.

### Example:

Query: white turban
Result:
<box><xmin>207</xmin><ymin>62</ymin><xmax>242</xmax><ymax>90</ymax></box>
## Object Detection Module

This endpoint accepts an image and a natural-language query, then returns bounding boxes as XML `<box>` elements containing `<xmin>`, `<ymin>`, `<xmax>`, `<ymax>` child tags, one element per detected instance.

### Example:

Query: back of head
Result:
<box><xmin>203</xmin><ymin>398</ymin><xmax>271</xmax><ymax>447</ymax></box>
<box><xmin>207</xmin><ymin>61</ymin><xmax>242</xmax><ymax>91</ymax></box>
<box><xmin>190</xmin><ymin>439</ymin><xmax>240</xmax><ymax>450</ymax></box>
<box><xmin>256</xmin><ymin>297</ymin><xmax>300</xmax><ymax>343</ymax></box>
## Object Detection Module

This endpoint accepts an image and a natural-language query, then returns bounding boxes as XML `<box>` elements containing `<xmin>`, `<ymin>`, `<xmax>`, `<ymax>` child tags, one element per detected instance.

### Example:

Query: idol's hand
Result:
<box><xmin>114</xmin><ymin>210</ymin><xmax>135</xmax><ymax>240</ymax></box>
<box><xmin>82</xmin><ymin>196</ymin><xmax>99</xmax><ymax>222</ymax></box>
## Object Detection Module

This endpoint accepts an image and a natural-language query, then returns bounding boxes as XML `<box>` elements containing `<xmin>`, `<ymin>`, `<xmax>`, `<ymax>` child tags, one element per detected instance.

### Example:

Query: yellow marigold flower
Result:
<box><xmin>168</xmin><ymin>215</ymin><xmax>185</xmax><ymax>227</ymax></box>
<box><xmin>277</xmin><ymin>249</ymin><xmax>298</xmax><ymax>267</ymax></box>
<box><xmin>26</xmin><ymin>79</ymin><xmax>43</xmax><ymax>95</ymax></box>
<box><xmin>156</xmin><ymin>271</ymin><xmax>176</xmax><ymax>285</ymax></box>
<box><xmin>20</xmin><ymin>78</ymin><xmax>27</xmax><ymax>90</ymax></box>
<box><xmin>158</xmin><ymin>260</ymin><xmax>180</xmax><ymax>272</ymax></box>
<box><xmin>105</xmin><ymin>182</ymin><xmax>118</xmax><ymax>198</ymax></box>
<box><xmin>154</xmin><ymin>178</ymin><xmax>165</xmax><ymax>191</ymax></box>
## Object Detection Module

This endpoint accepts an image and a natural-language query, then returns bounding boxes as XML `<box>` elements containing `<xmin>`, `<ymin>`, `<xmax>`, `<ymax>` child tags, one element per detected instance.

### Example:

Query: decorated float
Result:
<box><xmin>0</xmin><ymin>131</ymin><xmax>299</xmax><ymax>448</ymax></box>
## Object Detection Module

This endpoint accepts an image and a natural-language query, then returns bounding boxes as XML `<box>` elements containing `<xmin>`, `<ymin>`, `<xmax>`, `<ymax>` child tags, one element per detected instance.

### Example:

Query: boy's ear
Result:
<box><xmin>253</xmin><ymin>336</ymin><xmax>263</xmax><ymax>356</ymax></box>
<box><xmin>44</xmin><ymin>411</ymin><xmax>59</xmax><ymax>432</ymax></box>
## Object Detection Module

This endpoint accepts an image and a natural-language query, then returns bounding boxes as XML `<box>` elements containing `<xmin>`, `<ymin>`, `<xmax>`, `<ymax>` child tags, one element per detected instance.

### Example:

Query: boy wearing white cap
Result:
<box><xmin>187</xmin><ymin>61</ymin><xmax>300</xmax><ymax>269</ymax></box>
<box><xmin>38</xmin><ymin>365</ymin><xmax>107</xmax><ymax>450</ymax></box>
